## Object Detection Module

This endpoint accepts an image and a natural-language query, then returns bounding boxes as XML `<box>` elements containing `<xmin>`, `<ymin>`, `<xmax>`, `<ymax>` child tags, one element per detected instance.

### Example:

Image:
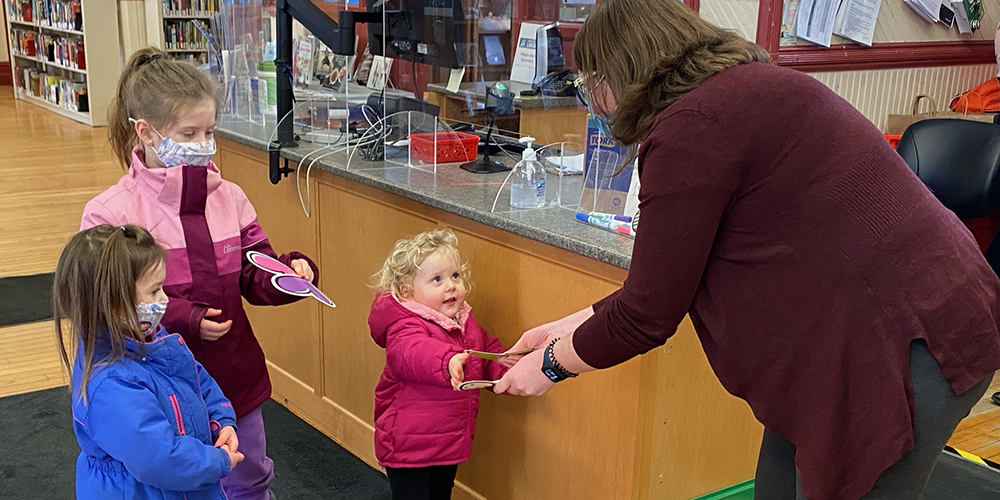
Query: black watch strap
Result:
<box><xmin>541</xmin><ymin>338</ymin><xmax>578</xmax><ymax>383</ymax></box>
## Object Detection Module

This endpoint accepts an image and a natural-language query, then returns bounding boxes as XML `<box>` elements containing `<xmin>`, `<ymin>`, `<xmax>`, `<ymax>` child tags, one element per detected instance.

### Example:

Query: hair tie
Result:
<box><xmin>139</xmin><ymin>53</ymin><xmax>163</xmax><ymax>67</ymax></box>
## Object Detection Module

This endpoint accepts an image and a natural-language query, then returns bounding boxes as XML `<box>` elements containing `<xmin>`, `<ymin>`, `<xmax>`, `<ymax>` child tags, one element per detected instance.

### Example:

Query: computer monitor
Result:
<box><xmin>534</xmin><ymin>23</ymin><xmax>564</xmax><ymax>84</ymax></box>
<box><xmin>367</xmin><ymin>0</ymin><xmax>464</xmax><ymax>69</ymax></box>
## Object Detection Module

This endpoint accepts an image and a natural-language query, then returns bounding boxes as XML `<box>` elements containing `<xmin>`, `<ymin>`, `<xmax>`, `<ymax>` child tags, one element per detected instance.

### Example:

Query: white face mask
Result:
<box><xmin>136</xmin><ymin>300</ymin><xmax>169</xmax><ymax>335</ymax></box>
<box><xmin>153</xmin><ymin>133</ymin><xmax>216</xmax><ymax>168</ymax></box>
<box><xmin>130</xmin><ymin>118</ymin><xmax>216</xmax><ymax>168</ymax></box>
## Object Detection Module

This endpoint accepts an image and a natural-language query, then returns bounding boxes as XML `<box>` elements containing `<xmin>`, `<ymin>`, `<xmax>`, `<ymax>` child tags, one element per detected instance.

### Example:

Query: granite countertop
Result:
<box><xmin>217</xmin><ymin>119</ymin><xmax>633</xmax><ymax>269</ymax></box>
<box><xmin>425</xmin><ymin>82</ymin><xmax>580</xmax><ymax>109</ymax></box>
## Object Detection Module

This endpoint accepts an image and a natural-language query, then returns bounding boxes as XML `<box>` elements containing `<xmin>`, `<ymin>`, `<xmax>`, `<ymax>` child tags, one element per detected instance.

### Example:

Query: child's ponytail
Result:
<box><xmin>53</xmin><ymin>225</ymin><xmax>164</xmax><ymax>402</ymax></box>
<box><xmin>107</xmin><ymin>47</ymin><xmax>220</xmax><ymax>170</ymax></box>
<box><xmin>108</xmin><ymin>48</ymin><xmax>166</xmax><ymax>170</ymax></box>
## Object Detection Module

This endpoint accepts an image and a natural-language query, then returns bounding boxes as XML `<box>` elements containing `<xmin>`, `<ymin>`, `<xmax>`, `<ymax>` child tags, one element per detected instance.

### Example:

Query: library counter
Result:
<box><xmin>216</xmin><ymin>120</ymin><xmax>633</xmax><ymax>268</ymax></box>
<box><xmin>214</xmin><ymin>122</ymin><xmax>764</xmax><ymax>500</ymax></box>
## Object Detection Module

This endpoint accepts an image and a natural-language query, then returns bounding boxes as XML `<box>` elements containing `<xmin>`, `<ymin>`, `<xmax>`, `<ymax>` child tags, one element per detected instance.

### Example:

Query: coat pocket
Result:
<box><xmin>168</xmin><ymin>394</ymin><xmax>186</xmax><ymax>436</ymax></box>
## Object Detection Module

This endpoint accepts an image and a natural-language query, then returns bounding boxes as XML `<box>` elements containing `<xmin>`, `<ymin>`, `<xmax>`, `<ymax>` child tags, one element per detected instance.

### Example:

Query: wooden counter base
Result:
<box><xmin>217</xmin><ymin>138</ymin><xmax>763</xmax><ymax>500</ymax></box>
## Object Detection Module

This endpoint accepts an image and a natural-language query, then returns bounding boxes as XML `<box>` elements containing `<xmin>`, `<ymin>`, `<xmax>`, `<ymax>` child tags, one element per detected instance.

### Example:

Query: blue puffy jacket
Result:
<box><xmin>71</xmin><ymin>327</ymin><xmax>237</xmax><ymax>499</ymax></box>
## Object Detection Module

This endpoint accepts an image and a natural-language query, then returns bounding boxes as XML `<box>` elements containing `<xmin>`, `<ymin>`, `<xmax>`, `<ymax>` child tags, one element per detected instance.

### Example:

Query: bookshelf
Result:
<box><xmin>145</xmin><ymin>0</ymin><xmax>220</xmax><ymax>64</ymax></box>
<box><xmin>4</xmin><ymin>0</ymin><xmax>122</xmax><ymax>126</ymax></box>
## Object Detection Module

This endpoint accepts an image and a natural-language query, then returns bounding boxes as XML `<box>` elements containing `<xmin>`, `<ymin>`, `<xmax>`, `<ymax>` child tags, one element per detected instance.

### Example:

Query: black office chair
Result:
<box><xmin>896</xmin><ymin>118</ymin><xmax>1000</xmax><ymax>406</ymax></box>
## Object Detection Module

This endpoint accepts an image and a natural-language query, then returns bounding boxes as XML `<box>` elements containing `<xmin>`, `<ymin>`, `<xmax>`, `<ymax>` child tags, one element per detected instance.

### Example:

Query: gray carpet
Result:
<box><xmin>0</xmin><ymin>273</ymin><xmax>54</xmax><ymax>327</ymax></box>
<box><xmin>0</xmin><ymin>387</ymin><xmax>390</xmax><ymax>499</ymax></box>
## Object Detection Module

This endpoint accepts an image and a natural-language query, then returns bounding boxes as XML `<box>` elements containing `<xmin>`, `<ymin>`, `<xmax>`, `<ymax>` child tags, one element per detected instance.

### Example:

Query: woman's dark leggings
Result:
<box><xmin>754</xmin><ymin>339</ymin><xmax>993</xmax><ymax>500</ymax></box>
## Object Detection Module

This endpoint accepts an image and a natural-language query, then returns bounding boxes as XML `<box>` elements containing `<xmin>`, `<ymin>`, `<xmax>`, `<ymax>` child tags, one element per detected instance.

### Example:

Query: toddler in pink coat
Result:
<box><xmin>369</xmin><ymin>229</ymin><xmax>510</xmax><ymax>500</ymax></box>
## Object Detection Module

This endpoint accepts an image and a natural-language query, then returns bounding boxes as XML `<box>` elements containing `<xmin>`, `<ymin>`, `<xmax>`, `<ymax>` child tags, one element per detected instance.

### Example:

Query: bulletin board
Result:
<box><xmin>754</xmin><ymin>0</ymin><xmax>995</xmax><ymax>70</ymax></box>
<box><xmin>695</xmin><ymin>0</ymin><xmax>994</xmax><ymax>70</ymax></box>
<box><xmin>780</xmin><ymin>0</ymin><xmax>999</xmax><ymax>45</ymax></box>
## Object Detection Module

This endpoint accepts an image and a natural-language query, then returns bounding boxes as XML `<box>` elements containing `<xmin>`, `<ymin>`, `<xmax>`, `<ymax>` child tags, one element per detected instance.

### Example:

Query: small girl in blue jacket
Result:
<box><xmin>53</xmin><ymin>224</ymin><xmax>244</xmax><ymax>499</ymax></box>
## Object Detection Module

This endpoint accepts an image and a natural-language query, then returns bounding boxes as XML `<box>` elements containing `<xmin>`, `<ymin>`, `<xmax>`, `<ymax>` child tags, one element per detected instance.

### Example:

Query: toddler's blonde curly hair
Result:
<box><xmin>372</xmin><ymin>228</ymin><xmax>472</xmax><ymax>299</ymax></box>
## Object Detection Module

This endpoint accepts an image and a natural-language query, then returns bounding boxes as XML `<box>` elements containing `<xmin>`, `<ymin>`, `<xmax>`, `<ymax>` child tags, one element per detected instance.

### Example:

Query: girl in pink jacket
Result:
<box><xmin>80</xmin><ymin>48</ymin><xmax>318</xmax><ymax>500</ymax></box>
<box><xmin>370</xmin><ymin>229</ymin><xmax>510</xmax><ymax>500</ymax></box>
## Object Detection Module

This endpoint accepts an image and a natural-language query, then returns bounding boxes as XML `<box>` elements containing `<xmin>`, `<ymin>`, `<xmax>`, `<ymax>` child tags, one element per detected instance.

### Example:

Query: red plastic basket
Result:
<box><xmin>409</xmin><ymin>132</ymin><xmax>479</xmax><ymax>164</ymax></box>
<box><xmin>883</xmin><ymin>134</ymin><xmax>901</xmax><ymax>149</ymax></box>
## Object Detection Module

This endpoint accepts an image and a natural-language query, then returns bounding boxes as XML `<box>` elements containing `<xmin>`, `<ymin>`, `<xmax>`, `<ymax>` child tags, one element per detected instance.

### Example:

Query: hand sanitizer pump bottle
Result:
<box><xmin>509</xmin><ymin>137</ymin><xmax>546</xmax><ymax>209</ymax></box>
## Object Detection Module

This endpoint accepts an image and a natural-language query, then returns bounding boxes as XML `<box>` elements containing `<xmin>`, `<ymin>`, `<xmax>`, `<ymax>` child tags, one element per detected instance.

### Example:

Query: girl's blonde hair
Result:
<box><xmin>108</xmin><ymin>47</ymin><xmax>221</xmax><ymax>170</ymax></box>
<box><xmin>573</xmin><ymin>0</ymin><xmax>770</xmax><ymax>145</ymax></box>
<box><xmin>53</xmin><ymin>225</ymin><xmax>165</xmax><ymax>402</ymax></box>
<box><xmin>373</xmin><ymin>229</ymin><xmax>471</xmax><ymax>298</ymax></box>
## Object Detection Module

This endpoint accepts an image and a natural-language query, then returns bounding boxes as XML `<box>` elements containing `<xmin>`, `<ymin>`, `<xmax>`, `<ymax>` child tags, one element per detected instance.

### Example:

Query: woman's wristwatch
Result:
<box><xmin>541</xmin><ymin>338</ymin><xmax>578</xmax><ymax>383</ymax></box>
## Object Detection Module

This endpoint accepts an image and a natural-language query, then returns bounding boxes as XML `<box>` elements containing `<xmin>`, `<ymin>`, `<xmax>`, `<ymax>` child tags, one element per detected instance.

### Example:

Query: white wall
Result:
<box><xmin>809</xmin><ymin>64</ymin><xmax>997</xmax><ymax>131</ymax></box>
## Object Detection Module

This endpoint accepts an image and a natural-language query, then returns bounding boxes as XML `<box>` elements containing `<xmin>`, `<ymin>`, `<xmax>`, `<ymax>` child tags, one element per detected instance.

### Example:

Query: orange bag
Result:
<box><xmin>950</xmin><ymin>78</ymin><xmax>1000</xmax><ymax>113</ymax></box>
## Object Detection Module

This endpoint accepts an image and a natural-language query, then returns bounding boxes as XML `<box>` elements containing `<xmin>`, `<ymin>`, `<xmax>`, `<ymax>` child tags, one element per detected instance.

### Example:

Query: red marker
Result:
<box><xmin>616</xmin><ymin>224</ymin><xmax>635</xmax><ymax>237</ymax></box>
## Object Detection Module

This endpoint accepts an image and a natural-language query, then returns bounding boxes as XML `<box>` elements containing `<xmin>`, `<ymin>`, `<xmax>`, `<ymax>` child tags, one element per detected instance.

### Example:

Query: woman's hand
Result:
<box><xmin>500</xmin><ymin>307</ymin><xmax>595</xmax><ymax>367</ymax></box>
<box><xmin>448</xmin><ymin>352</ymin><xmax>471</xmax><ymax>390</ymax></box>
<box><xmin>492</xmin><ymin>348</ymin><xmax>554</xmax><ymax>396</ymax></box>
<box><xmin>290</xmin><ymin>259</ymin><xmax>314</xmax><ymax>282</ymax></box>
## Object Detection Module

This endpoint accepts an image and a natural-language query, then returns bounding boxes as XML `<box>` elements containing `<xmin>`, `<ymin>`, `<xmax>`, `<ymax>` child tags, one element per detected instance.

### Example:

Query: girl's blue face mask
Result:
<box><xmin>130</xmin><ymin>118</ymin><xmax>216</xmax><ymax>168</ymax></box>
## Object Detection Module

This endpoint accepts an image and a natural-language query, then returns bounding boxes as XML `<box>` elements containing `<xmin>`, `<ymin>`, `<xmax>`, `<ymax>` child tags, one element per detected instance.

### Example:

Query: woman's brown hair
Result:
<box><xmin>108</xmin><ymin>47</ymin><xmax>220</xmax><ymax>170</ymax></box>
<box><xmin>573</xmin><ymin>0</ymin><xmax>771</xmax><ymax>145</ymax></box>
<box><xmin>53</xmin><ymin>224</ymin><xmax>165</xmax><ymax>402</ymax></box>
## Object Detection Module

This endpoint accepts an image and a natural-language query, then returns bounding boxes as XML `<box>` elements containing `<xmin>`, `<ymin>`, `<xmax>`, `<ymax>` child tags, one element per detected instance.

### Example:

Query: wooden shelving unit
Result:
<box><xmin>4</xmin><ymin>0</ymin><xmax>121</xmax><ymax>126</ymax></box>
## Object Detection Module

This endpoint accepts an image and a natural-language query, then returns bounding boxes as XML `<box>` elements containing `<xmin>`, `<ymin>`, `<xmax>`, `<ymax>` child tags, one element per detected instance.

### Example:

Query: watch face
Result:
<box><xmin>543</xmin><ymin>368</ymin><xmax>560</xmax><ymax>382</ymax></box>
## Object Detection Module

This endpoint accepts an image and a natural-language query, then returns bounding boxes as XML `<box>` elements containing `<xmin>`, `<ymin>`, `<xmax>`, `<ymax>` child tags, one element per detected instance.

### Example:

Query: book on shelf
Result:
<box><xmin>6</xmin><ymin>1</ymin><xmax>83</xmax><ymax>30</ymax></box>
<box><xmin>35</xmin><ymin>34</ymin><xmax>86</xmax><ymax>70</ymax></box>
<box><xmin>164</xmin><ymin>19</ymin><xmax>209</xmax><ymax>50</ymax></box>
<box><xmin>6</xmin><ymin>0</ymin><xmax>32</xmax><ymax>23</ymax></box>
<box><xmin>164</xmin><ymin>0</ymin><xmax>218</xmax><ymax>17</ymax></box>
<box><xmin>173</xmin><ymin>52</ymin><xmax>209</xmax><ymax>65</ymax></box>
<box><xmin>12</xmin><ymin>28</ymin><xmax>39</xmax><ymax>57</ymax></box>
<box><xmin>28</xmin><ymin>0</ymin><xmax>82</xmax><ymax>31</ymax></box>
<box><xmin>13</xmin><ymin>65</ymin><xmax>88</xmax><ymax>113</ymax></box>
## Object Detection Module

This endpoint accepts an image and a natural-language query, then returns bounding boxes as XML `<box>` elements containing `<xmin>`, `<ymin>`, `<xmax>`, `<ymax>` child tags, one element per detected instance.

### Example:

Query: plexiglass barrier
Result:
<box><xmin>220</xmin><ymin>0</ymin><xmax>636</xmax><ymax>236</ymax></box>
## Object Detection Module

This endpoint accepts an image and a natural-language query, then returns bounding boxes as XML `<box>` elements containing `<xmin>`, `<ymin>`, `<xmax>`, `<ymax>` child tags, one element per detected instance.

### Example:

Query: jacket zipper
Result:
<box><xmin>169</xmin><ymin>394</ymin><xmax>186</xmax><ymax>436</ymax></box>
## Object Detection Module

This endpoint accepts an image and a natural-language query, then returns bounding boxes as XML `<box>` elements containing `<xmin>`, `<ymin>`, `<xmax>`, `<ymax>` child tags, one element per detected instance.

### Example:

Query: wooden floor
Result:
<box><xmin>0</xmin><ymin>85</ymin><xmax>997</xmax><ymax>464</ymax></box>
<box><xmin>0</xmin><ymin>86</ymin><xmax>121</xmax><ymax>396</ymax></box>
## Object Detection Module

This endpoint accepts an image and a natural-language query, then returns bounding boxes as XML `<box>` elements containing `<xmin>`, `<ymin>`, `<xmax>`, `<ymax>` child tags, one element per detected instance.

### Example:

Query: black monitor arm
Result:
<box><xmin>270</xmin><ymin>0</ymin><xmax>381</xmax><ymax>184</ymax></box>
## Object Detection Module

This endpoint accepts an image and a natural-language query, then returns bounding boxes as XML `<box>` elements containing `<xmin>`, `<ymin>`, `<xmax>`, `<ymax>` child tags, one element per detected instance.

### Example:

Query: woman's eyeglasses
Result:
<box><xmin>574</xmin><ymin>76</ymin><xmax>605</xmax><ymax>109</ymax></box>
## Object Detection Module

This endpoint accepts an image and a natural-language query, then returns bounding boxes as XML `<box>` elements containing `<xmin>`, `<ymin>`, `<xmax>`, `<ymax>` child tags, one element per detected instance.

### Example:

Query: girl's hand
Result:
<box><xmin>290</xmin><ymin>259</ymin><xmax>314</xmax><ymax>282</ymax></box>
<box><xmin>200</xmin><ymin>309</ymin><xmax>233</xmax><ymax>341</ymax></box>
<box><xmin>225</xmin><ymin>447</ymin><xmax>245</xmax><ymax>469</ymax></box>
<box><xmin>448</xmin><ymin>352</ymin><xmax>471</xmax><ymax>390</ymax></box>
<box><xmin>214</xmin><ymin>426</ymin><xmax>239</xmax><ymax>454</ymax></box>
<box><xmin>492</xmin><ymin>348</ymin><xmax>554</xmax><ymax>396</ymax></box>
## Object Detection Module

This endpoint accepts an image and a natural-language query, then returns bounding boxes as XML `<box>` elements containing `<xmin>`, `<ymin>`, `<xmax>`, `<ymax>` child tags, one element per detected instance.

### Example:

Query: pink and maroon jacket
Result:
<box><xmin>81</xmin><ymin>147</ymin><xmax>317</xmax><ymax>418</ymax></box>
<box><xmin>369</xmin><ymin>293</ymin><xmax>508</xmax><ymax>468</ymax></box>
